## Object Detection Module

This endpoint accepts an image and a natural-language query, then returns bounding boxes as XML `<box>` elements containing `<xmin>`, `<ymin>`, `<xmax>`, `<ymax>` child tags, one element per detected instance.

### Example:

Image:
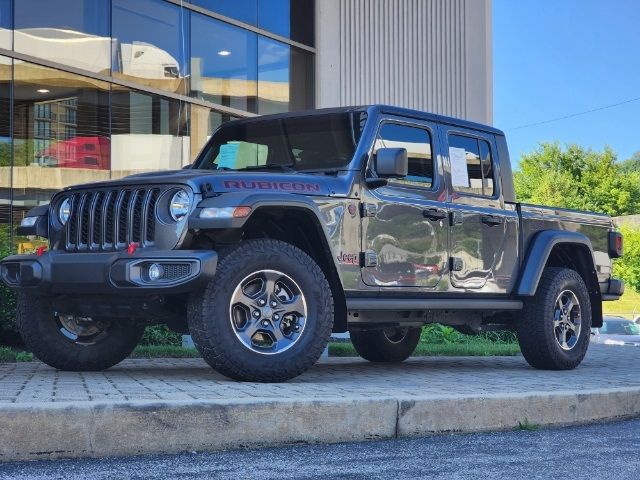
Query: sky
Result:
<box><xmin>493</xmin><ymin>0</ymin><xmax>640</xmax><ymax>166</ymax></box>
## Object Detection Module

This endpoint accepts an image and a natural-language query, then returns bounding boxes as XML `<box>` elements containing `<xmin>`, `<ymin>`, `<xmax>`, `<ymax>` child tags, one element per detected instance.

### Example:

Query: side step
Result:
<box><xmin>346</xmin><ymin>298</ymin><xmax>523</xmax><ymax>311</ymax></box>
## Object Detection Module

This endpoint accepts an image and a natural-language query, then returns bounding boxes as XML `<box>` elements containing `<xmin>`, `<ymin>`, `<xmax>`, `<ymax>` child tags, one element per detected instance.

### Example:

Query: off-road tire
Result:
<box><xmin>188</xmin><ymin>239</ymin><xmax>334</xmax><ymax>382</ymax></box>
<box><xmin>350</xmin><ymin>327</ymin><xmax>421</xmax><ymax>362</ymax></box>
<box><xmin>16</xmin><ymin>294</ymin><xmax>145</xmax><ymax>371</ymax></box>
<box><xmin>517</xmin><ymin>267</ymin><xmax>591</xmax><ymax>370</ymax></box>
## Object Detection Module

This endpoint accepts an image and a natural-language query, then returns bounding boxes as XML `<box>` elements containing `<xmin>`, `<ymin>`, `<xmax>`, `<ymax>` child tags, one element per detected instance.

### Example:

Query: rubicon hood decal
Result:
<box><xmin>222</xmin><ymin>180</ymin><xmax>321</xmax><ymax>193</ymax></box>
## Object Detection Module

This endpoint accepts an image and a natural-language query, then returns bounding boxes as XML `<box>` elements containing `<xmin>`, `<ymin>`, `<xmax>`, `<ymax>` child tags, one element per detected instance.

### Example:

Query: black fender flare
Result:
<box><xmin>516</xmin><ymin>230</ymin><xmax>597</xmax><ymax>296</ymax></box>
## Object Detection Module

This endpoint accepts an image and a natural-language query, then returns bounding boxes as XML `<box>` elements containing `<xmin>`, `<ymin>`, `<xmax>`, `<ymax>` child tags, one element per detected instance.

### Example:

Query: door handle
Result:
<box><xmin>423</xmin><ymin>208</ymin><xmax>447</xmax><ymax>221</ymax></box>
<box><xmin>481</xmin><ymin>215</ymin><xmax>503</xmax><ymax>226</ymax></box>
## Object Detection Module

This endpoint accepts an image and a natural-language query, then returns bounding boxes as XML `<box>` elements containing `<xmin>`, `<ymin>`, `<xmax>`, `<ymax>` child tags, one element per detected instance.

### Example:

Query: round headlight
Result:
<box><xmin>169</xmin><ymin>189</ymin><xmax>191</xmax><ymax>221</ymax></box>
<box><xmin>59</xmin><ymin>197</ymin><xmax>72</xmax><ymax>225</ymax></box>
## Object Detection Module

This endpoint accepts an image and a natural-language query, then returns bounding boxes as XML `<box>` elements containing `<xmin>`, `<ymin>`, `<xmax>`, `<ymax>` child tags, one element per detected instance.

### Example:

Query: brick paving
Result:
<box><xmin>0</xmin><ymin>345</ymin><xmax>638</xmax><ymax>404</ymax></box>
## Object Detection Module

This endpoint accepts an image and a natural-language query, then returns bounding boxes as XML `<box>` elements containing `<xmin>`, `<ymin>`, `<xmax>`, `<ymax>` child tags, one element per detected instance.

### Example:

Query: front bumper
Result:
<box><xmin>0</xmin><ymin>249</ymin><xmax>218</xmax><ymax>296</ymax></box>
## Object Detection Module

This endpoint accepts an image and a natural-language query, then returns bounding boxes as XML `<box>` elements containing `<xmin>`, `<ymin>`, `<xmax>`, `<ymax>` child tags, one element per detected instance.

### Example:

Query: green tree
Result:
<box><xmin>613</xmin><ymin>223</ymin><xmax>640</xmax><ymax>292</ymax></box>
<box><xmin>514</xmin><ymin>143</ymin><xmax>640</xmax><ymax>216</ymax></box>
<box><xmin>621</xmin><ymin>151</ymin><xmax>640</xmax><ymax>174</ymax></box>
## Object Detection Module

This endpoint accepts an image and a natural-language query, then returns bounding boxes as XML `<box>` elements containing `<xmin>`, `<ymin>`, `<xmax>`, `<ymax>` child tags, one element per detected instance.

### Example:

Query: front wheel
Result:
<box><xmin>188</xmin><ymin>239</ymin><xmax>334</xmax><ymax>382</ymax></box>
<box><xmin>517</xmin><ymin>267</ymin><xmax>592</xmax><ymax>370</ymax></box>
<box><xmin>350</xmin><ymin>327</ymin><xmax>421</xmax><ymax>362</ymax></box>
<box><xmin>16</xmin><ymin>294</ymin><xmax>145</xmax><ymax>371</ymax></box>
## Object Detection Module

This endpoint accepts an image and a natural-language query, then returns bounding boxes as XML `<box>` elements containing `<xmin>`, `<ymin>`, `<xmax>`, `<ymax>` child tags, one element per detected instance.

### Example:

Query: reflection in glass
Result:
<box><xmin>374</xmin><ymin>123</ymin><xmax>433</xmax><ymax>187</ymax></box>
<box><xmin>258</xmin><ymin>0</ymin><xmax>315</xmax><ymax>46</ymax></box>
<box><xmin>191</xmin><ymin>13</ymin><xmax>257</xmax><ymax>112</ymax></box>
<box><xmin>190</xmin><ymin>0</ymin><xmax>257</xmax><ymax>26</ymax></box>
<box><xmin>190</xmin><ymin>105</ymin><xmax>237</xmax><ymax>161</ymax></box>
<box><xmin>0</xmin><ymin>0</ymin><xmax>12</xmax><ymax>49</ymax></box>
<box><xmin>111</xmin><ymin>85</ymin><xmax>189</xmax><ymax>176</ymax></box>
<box><xmin>12</xmin><ymin>61</ymin><xmax>110</xmax><ymax>212</ymax></box>
<box><xmin>258</xmin><ymin>37</ymin><xmax>313</xmax><ymax>114</ymax></box>
<box><xmin>14</xmin><ymin>0</ymin><xmax>111</xmax><ymax>74</ymax></box>
<box><xmin>112</xmin><ymin>0</ymin><xmax>190</xmax><ymax>94</ymax></box>
<box><xmin>0</xmin><ymin>55</ymin><xmax>11</xmax><ymax>234</ymax></box>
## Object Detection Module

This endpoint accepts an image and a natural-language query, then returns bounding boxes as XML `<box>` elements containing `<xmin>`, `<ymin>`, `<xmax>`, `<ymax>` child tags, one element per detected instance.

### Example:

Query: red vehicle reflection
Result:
<box><xmin>35</xmin><ymin>137</ymin><xmax>110</xmax><ymax>170</ymax></box>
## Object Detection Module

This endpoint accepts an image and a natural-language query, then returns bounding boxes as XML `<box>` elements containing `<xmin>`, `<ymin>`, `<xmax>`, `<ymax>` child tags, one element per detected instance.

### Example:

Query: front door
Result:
<box><xmin>443</xmin><ymin>127</ymin><xmax>516</xmax><ymax>291</ymax></box>
<box><xmin>361</xmin><ymin>119</ymin><xmax>448</xmax><ymax>288</ymax></box>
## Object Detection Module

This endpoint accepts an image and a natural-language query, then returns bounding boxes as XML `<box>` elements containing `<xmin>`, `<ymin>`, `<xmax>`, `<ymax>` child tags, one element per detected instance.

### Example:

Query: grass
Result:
<box><xmin>131</xmin><ymin>345</ymin><xmax>200</xmax><ymax>359</ymax></box>
<box><xmin>0</xmin><ymin>347</ymin><xmax>33</xmax><ymax>363</ymax></box>
<box><xmin>516</xmin><ymin>418</ymin><xmax>540</xmax><ymax>431</ymax></box>
<box><xmin>329</xmin><ymin>339</ymin><xmax>521</xmax><ymax>357</ymax></box>
<box><xmin>602</xmin><ymin>288</ymin><xmax>640</xmax><ymax>319</ymax></box>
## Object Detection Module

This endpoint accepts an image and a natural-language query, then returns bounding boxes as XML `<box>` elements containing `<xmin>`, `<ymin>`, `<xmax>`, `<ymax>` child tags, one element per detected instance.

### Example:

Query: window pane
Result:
<box><xmin>374</xmin><ymin>123</ymin><xmax>433</xmax><ymax>188</ymax></box>
<box><xmin>449</xmin><ymin>134</ymin><xmax>484</xmax><ymax>196</ymax></box>
<box><xmin>190</xmin><ymin>0</ymin><xmax>257</xmax><ymax>26</ymax></box>
<box><xmin>14</xmin><ymin>0</ymin><xmax>110</xmax><ymax>74</ymax></box>
<box><xmin>12</xmin><ymin>61</ymin><xmax>110</xmax><ymax>214</ymax></box>
<box><xmin>196</xmin><ymin>112</ymin><xmax>366</xmax><ymax>171</ymax></box>
<box><xmin>258</xmin><ymin>0</ymin><xmax>314</xmax><ymax>46</ymax></box>
<box><xmin>479</xmin><ymin>139</ymin><xmax>494</xmax><ymax>196</ymax></box>
<box><xmin>112</xmin><ymin>0</ymin><xmax>190</xmax><ymax>95</ymax></box>
<box><xmin>191</xmin><ymin>13</ymin><xmax>257</xmax><ymax>113</ymax></box>
<box><xmin>0</xmin><ymin>56</ymin><xmax>11</xmax><ymax>245</ymax></box>
<box><xmin>111</xmin><ymin>85</ymin><xmax>189</xmax><ymax>176</ymax></box>
<box><xmin>449</xmin><ymin>134</ymin><xmax>495</xmax><ymax>197</ymax></box>
<box><xmin>190</xmin><ymin>105</ymin><xmax>237</xmax><ymax>161</ymax></box>
<box><xmin>0</xmin><ymin>0</ymin><xmax>12</xmax><ymax>49</ymax></box>
<box><xmin>258</xmin><ymin>37</ymin><xmax>313</xmax><ymax>114</ymax></box>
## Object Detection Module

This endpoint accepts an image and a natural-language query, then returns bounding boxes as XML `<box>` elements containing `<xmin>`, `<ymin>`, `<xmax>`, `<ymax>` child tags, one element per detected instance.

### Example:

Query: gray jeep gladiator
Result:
<box><xmin>1</xmin><ymin>105</ymin><xmax>624</xmax><ymax>382</ymax></box>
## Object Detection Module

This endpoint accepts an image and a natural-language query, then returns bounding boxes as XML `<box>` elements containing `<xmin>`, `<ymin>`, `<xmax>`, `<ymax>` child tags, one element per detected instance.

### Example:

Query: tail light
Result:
<box><xmin>609</xmin><ymin>231</ymin><xmax>623</xmax><ymax>258</ymax></box>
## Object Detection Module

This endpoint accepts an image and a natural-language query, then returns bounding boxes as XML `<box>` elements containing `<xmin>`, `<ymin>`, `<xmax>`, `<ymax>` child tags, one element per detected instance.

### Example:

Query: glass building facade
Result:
<box><xmin>0</xmin><ymin>0</ymin><xmax>315</xmax><ymax>246</ymax></box>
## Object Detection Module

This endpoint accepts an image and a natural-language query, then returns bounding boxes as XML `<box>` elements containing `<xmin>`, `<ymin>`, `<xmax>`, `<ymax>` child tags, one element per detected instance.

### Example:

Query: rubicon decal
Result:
<box><xmin>223</xmin><ymin>180</ymin><xmax>321</xmax><ymax>192</ymax></box>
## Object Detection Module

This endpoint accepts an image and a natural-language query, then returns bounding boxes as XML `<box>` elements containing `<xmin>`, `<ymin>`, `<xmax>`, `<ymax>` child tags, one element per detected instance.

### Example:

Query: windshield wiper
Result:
<box><xmin>241</xmin><ymin>163</ymin><xmax>297</xmax><ymax>172</ymax></box>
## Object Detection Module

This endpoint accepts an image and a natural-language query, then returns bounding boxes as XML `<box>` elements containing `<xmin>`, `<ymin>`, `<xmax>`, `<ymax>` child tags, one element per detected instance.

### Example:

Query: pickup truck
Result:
<box><xmin>0</xmin><ymin>105</ymin><xmax>624</xmax><ymax>382</ymax></box>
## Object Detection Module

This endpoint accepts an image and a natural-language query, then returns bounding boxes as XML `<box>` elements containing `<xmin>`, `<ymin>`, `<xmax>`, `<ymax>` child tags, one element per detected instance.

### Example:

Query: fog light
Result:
<box><xmin>148</xmin><ymin>263</ymin><xmax>163</xmax><ymax>281</ymax></box>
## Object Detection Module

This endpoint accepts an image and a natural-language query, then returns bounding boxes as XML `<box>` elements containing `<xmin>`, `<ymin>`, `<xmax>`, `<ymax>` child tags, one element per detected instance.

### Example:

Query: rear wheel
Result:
<box><xmin>188</xmin><ymin>239</ymin><xmax>334</xmax><ymax>382</ymax></box>
<box><xmin>517</xmin><ymin>267</ymin><xmax>592</xmax><ymax>370</ymax></box>
<box><xmin>350</xmin><ymin>327</ymin><xmax>421</xmax><ymax>362</ymax></box>
<box><xmin>16</xmin><ymin>294</ymin><xmax>145</xmax><ymax>371</ymax></box>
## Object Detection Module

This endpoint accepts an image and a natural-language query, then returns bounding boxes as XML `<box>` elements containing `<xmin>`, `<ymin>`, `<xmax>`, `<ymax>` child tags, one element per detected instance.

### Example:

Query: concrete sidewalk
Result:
<box><xmin>0</xmin><ymin>345</ymin><xmax>639</xmax><ymax>461</ymax></box>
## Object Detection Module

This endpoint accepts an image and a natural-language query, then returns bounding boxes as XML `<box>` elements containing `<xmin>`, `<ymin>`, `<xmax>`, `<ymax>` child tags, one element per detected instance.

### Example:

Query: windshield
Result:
<box><xmin>194</xmin><ymin>111</ymin><xmax>368</xmax><ymax>172</ymax></box>
<box><xmin>602</xmin><ymin>321</ymin><xmax>640</xmax><ymax>335</ymax></box>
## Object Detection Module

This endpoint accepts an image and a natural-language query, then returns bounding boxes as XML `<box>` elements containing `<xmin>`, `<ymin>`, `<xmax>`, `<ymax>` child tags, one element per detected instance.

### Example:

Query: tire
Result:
<box><xmin>188</xmin><ymin>239</ymin><xmax>334</xmax><ymax>382</ymax></box>
<box><xmin>16</xmin><ymin>294</ymin><xmax>145</xmax><ymax>371</ymax></box>
<box><xmin>350</xmin><ymin>327</ymin><xmax>421</xmax><ymax>363</ymax></box>
<box><xmin>517</xmin><ymin>267</ymin><xmax>592</xmax><ymax>370</ymax></box>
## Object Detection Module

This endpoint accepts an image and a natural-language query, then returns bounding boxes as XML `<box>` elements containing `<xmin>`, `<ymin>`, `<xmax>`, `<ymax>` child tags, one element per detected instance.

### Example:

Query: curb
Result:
<box><xmin>1</xmin><ymin>387</ymin><xmax>639</xmax><ymax>461</ymax></box>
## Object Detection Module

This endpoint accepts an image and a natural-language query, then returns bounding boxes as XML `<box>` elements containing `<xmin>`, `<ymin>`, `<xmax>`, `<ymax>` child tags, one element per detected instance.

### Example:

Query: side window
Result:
<box><xmin>448</xmin><ymin>134</ymin><xmax>495</xmax><ymax>197</ymax></box>
<box><xmin>373</xmin><ymin>123</ymin><xmax>434</xmax><ymax>188</ymax></box>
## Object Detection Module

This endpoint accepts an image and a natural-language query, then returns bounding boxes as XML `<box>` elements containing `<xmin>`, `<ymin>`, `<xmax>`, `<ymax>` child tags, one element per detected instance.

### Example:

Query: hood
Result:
<box><xmin>63</xmin><ymin>169</ymin><xmax>356</xmax><ymax>197</ymax></box>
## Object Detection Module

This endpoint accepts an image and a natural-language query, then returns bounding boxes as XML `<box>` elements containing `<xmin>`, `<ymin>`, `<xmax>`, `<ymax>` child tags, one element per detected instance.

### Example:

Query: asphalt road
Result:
<box><xmin>1</xmin><ymin>418</ymin><xmax>639</xmax><ymax>480</ymax></box>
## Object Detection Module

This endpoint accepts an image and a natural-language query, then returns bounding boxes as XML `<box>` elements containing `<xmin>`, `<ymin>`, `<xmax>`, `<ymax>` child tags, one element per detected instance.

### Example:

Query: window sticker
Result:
<box><xmin>449</xmin><ymin>146</ymin><xmax>469</xmax><ymax>187</ymax></box>
<box><xmin>216</xmin><ymin>142</ymin><xmax>268</xmax><ymax>169</ymax></box>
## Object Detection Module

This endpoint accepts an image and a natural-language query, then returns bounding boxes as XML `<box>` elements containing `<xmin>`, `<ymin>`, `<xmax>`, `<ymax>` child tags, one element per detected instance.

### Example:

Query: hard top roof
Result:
<box><xmin>226</xmin><ymin>104</ymin><xmax>504</xmax><ymax>136</ymax></box>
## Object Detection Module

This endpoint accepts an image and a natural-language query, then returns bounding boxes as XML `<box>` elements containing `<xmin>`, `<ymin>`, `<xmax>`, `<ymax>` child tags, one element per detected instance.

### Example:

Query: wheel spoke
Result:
<box><xmin>562</xmin><ymin>295</ymin><xmax>575</xmax><ymax>313</ymax></box>
<box><xmin>232</xmin><ymin>290</ymin><xmax>258</xmax><ymax>309</ymax></box>
<box><xmin>262</xmin><ymin>271</ymin><xmax>281</xmax><ymax>298</ymax></box>
<box><xmin>282</xmin><ymin>294</ymin><xmax>305</xmax><ymax>315</ymax></box>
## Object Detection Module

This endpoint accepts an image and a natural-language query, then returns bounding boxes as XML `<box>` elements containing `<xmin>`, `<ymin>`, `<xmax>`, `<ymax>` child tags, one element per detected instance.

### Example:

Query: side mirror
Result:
<box><xmin>375</xmin><ymin>148</ymin><xmax>408</xmax><ymax>178</ymax></box>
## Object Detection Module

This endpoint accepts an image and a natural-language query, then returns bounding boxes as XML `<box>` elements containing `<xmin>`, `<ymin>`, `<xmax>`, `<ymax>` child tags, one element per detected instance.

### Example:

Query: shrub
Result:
<box><xmin>140</xmin><ymin>325</ymin><xmax>182</xmax><ymax>347</ymax></box>
<box><xmin>0</xmin><ymin>234</ymin><xmax>17</xmax><ymax>339</ymax></box>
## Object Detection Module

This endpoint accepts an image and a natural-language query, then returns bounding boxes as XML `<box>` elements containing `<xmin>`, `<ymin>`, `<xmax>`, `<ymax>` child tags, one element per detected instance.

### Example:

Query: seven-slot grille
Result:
<box><xmin>64</xmin><ymin>188</ymin><xmax>160</xmax><ymax>251</ymax></box>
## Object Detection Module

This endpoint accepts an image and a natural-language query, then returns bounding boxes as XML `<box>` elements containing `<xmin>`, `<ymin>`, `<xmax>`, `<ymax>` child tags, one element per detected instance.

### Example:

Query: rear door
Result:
<box><xmin>360</xmin><ymin>117</ymin><xmax>449</xmax><ymax>288</ymax></box>
<box><xmin>442</xmin><ymin>126</ymin><xmax>517</xmax><ymax>292</ymax></box>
